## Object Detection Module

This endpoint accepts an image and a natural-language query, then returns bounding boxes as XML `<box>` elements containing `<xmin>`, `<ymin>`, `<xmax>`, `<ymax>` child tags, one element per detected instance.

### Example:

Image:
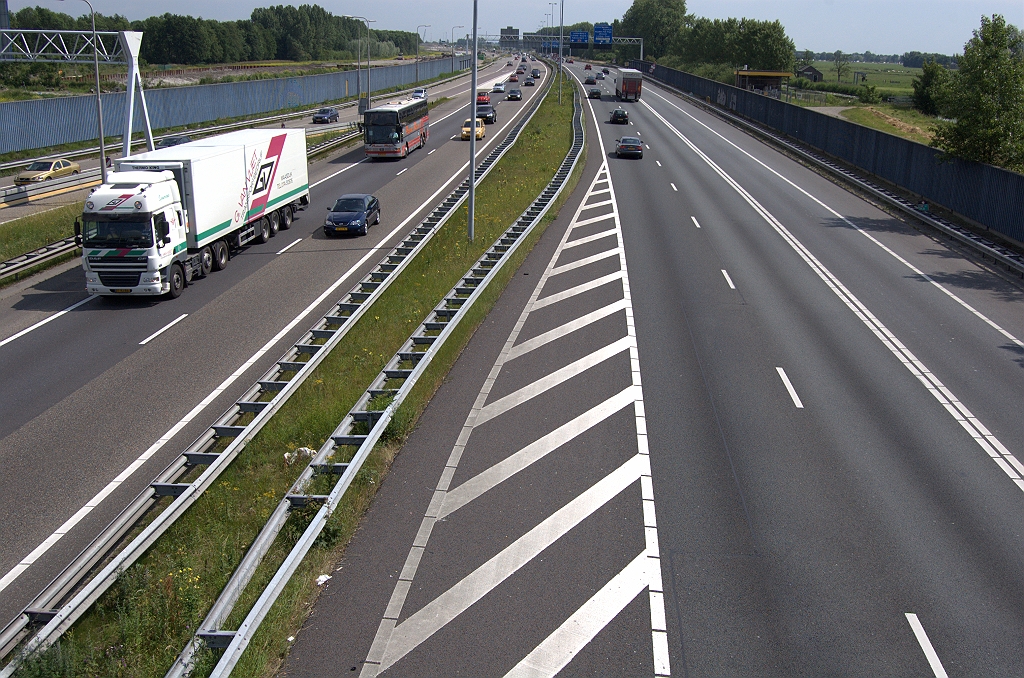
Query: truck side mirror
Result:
<box><xmin>73</xmin><ymin>219</ymin><xmax>82</xmax><ymax>246</ymax></box>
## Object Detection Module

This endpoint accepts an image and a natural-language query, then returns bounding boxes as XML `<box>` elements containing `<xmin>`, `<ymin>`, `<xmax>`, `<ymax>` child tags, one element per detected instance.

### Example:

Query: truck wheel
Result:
<box><xmin>269</xmin><ymin>211</ymin><xmax>280</xmax><ymax>236</ymax></box>
<box><xmin>199</xmin><ymin>246</ymin><xmax>213</xmax><ymax>276</ymax></box>
<box><xmin>280</xmin><ymin>206</ymin><xmax>293</xmax><ymax>230</ymax></box>
<box><xmin>168</xmin><ymin>263</ymin><xmax>185</xmax><ymax>299</ymax></box>
<box><xmin>255</xmin><ymin>217</ymin><xmax>271</xmax><ymax>244</ymax></box>
<box><xmin>211</xmin><ymin>241</ymin><xmax>229</xmax><ymax>270</ymax></box>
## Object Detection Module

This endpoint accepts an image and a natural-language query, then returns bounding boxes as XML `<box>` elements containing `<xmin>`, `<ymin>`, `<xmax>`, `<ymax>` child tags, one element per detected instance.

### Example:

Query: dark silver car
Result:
<box><xmin>324</xmin><ymin>194</ymin><xmax>380</xmax><ymax>236</ymax></box>
<box><xmin>313</xmin><ymin>107</ymin><xmax>340</xmax><ymax>123</ymax></box>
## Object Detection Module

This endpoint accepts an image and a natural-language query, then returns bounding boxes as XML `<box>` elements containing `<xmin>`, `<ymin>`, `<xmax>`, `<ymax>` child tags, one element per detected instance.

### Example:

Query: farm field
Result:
<box><xmin>810</xmin><ymin>60</ymin><xmax>922</xmax><ymax>95</ymax></box>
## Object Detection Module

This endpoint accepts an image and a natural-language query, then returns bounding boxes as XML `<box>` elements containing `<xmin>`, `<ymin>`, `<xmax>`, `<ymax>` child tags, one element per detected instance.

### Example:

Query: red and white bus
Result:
<box><xmin>363</xmin><ymin>98</ymin><xmax>429</xmax><ymax>159</ymax></box>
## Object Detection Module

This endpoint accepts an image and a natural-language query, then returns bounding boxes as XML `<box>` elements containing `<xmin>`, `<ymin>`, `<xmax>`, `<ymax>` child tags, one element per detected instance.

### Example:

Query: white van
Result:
<box><xmin>411</xmin><ymin>88</ymin><xmax>428</xmax><ymax>99</ymax></box>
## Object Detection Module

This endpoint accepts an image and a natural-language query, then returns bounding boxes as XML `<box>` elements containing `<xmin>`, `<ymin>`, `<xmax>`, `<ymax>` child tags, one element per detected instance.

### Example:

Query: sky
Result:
<box><xmin>9</xmin><ymin>0</ymin><xmax>1024</xmax><ymax>55</ymax></box>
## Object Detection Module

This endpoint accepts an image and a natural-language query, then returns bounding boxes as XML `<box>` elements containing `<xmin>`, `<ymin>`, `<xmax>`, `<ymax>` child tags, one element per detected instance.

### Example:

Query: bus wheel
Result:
<box><xmin>199</xmin><ymin>246</ymin><xmax>213</xmax><ymax>276</ymax></box>
<box><xmin>280</xmin><ymin>206</ymin><xmax>293</xmax><ymax>230</ymax></box>
<box><xmin>269</xmin><ymin>210</ymin><xmax>280</xmax><ymax>236</ymax></box>
<box><xmin>212</xmin><ymin>241</ymin><xmax>229</xmax><ymax>270</ymax></box>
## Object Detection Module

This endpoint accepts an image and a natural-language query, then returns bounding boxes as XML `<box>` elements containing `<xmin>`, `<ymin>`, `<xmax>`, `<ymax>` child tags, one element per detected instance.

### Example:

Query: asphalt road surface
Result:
<box><xmin>0</xmin><ymin>60</ymin><xmax>509</xmax><ymax>222</ymax></box>
<box><xmin>0</xmin><ymin>60</ymin><xmax>545</xmax><ymax>628</ymax></box>
<box><xmin>279</xmin><ymin>63</ymin><xmax>1024</xmax><ymax>677</ymax></box>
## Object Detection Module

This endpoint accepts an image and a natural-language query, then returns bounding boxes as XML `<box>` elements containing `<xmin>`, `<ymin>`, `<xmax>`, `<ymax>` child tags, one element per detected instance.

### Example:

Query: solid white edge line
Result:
<box><xmin>721</xmin><ymin>269</ymin><xmax>736</xmax><ymax>289</ymax></box>
<box><xmin>776</xmin><ymin>366</ymin><xmax>804</xmax><ymax>408</ymax></box>
<box><xmin>644</xmin><ymin>87</ymin><xmax>1024</xmax><ymax>350</ymax></box>
<box><xmin>0</xmin><ymin>295</ymin><xmax>94</xmax><ymax>348</ymax></box>
<box><xmin>139</xmin><ymin>313</ymin><xmax>188</xmax><ymax>345</ymax></box>
<box><xmin>691</xmin><ymin>215</ymin><xmax>701</xmax><ymax>228</ymax></box>
<box><xmin>275</xmin><ymin>238</ymin><xmax>302</xmax><ymax>255</ymax></box>
<box><xmin>0</xmin><ymin>121</ymin><xmax>510</xmax><ymax>595</ymax></box>
<box><xmin>905</xmin><ymin>613</ymin><xmax>950</xmax><ymax>678</ymax></box>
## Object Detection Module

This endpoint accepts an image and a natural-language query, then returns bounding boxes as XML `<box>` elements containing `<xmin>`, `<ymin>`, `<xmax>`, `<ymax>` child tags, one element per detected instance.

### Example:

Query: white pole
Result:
<box><xmin>558</xmin><ymin>0</ymin><xmax>564</xmax><ymax>103</ymax></box>
<box><xmin>468</xmin><ymin>0</ymin><xmax>478</xmax><ymax>243</ymax></box>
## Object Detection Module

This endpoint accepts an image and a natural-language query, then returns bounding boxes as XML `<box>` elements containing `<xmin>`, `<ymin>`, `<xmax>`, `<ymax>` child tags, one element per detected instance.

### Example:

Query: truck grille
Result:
<box><xmin>98</xmin><ymin>272</ymin><xmax>142</xmax><ymax>287</ymax></box>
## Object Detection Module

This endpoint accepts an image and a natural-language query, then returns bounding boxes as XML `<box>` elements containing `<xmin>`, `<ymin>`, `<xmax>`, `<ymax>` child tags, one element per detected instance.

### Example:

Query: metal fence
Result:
<box><xmin>0</xmin><ymin>56</ymin><xmax>473</xmax><ymax>155</ymax></box>
<box><xmin>632</xmin><ymin>60</ymin><xmax>1024</xmax><ymax>244</ymax></box>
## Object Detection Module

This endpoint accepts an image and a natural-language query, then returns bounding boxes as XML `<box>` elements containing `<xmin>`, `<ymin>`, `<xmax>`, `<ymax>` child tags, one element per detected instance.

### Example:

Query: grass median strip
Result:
<box><xmin>13</xmin><ymin>74</ymin><xmax>579</xmax><ymax>678</ymax></box>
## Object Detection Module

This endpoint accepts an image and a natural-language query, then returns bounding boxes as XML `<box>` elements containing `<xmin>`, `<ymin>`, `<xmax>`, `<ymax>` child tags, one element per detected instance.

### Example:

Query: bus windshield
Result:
<box><xmin>365</xmin><ymin>125</ymin><xmax>402</xmax><ymax>145</ymax></box>
<box><xmin>82</xmin><ymin>217</ymin><xmax>154</xmax><ymax>249</ymax></box>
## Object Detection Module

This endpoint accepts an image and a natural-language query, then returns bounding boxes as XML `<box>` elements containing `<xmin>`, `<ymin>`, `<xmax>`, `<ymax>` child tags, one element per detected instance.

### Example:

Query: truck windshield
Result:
<box><xmin>82</xmin><ymin>218</ymin><xmax>154</xmax><ymax>248</ymax></box>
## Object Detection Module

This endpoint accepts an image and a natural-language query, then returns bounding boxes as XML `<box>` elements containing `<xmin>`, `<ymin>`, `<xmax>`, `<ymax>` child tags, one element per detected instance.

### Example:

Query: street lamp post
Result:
<box><xmin>415</xmin><ymin>24</ymin><xmax>429</xmax><ymax>82</ymax></box>
<box><xmin>60</xmin><ymin>0</ymin><xmax>106</xmax><ymax>182</ymax></box>
<box><xmin>558</xmin><ymin>0</ymin><xmax>564</xmax><ymax>103</ymax></box>
<box><xmin>451</xmin><ymin>25</ymin><xmax>463</xmax><ymax>72</ymax></box>
<box><xmin>468</xmin><ymin>0</ymin><xmax>478</xmax><ymax>243</ymax></box>
<box><xmin>549</xmin><ymin>3</ymin><xmax>557</xmax><ymax>56</ymax></box>
<box><xmin>345</xmin><ymin>16</ymin><xmax>375</xmax><ymax>113</ymax></box>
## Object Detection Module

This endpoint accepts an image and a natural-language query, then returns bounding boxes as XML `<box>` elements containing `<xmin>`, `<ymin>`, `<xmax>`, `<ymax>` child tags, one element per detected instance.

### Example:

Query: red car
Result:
<box><xmin>508</xmin><ymin>74</ymin><xmax>519</xmax><ymax>82</ymax></box>
<box><xmin>584</xmin><ymin>63</ymin><xmax>592</xmax><ymax>70</ymax></box>
<box><xmin>476</xmin><ymin>91</ymin><xmax>490</xmax><ymax>104</ymax></box>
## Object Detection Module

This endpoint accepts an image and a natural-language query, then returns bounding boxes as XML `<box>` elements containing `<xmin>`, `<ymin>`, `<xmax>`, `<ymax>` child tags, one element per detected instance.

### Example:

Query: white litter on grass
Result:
<box><xmin>288</xmin><ymin>636</ymin><xmax>295</xmax><ymax>642</ymax></box>
<box><xmin>284</xmin><ymin>446</ymin><xmax>317</xmax><ymax>465</ymax></box>
<box><xmin>316</xmin><ymin>574</ymin><xmax>332</xmax><ymax>586</ymax></box>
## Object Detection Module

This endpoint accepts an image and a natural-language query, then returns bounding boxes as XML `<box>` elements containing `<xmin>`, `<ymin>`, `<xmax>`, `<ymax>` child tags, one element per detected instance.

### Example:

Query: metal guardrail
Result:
<box><xmin>645</xmin><ymin>75</ymin><xmax>1024</xmax><ymax>278</ymax></box>
<box><xmin>0</xmin><ymin>70</ymin><xmax>558</xmax><ymax>677</ymax></box>
<box><xmin>200</xmin><ymin>78</ymin><xmax>584</xmax><ymax>678</ymax></box>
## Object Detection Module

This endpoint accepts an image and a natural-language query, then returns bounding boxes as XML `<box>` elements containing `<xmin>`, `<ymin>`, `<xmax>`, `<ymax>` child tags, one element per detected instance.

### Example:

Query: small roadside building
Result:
<box><xmin>733</xmin><ymin>69</ymin><xmax>791</xmax><ymax>92</ymax></box>
<box><xmin>796</xmin><ymin>64</ymin><xmax>824</xmax><ymax>82</ymax></box>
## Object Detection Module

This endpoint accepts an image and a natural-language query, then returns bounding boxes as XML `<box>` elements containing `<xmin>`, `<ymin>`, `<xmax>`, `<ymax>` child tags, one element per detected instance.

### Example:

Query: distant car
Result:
<box><xmin>567</xmin><ymin>58</ymin><xmax>574</xmax><ymax>63</ymax></box>
<box><xmin>492</xmin><ymin>82</ymin><xmax>505</xmax><ymax>93</ymax></box>
<box><xmin>602</xmin><ymin>67</ymin><xmax>610</xmax><ymax>74</ymax></box>
<box><xmin>14</xmin><ymin>158</ymin><xmax>80</xmax><ymax>185</ymax></box>
<box><xmin>155</xmin><ymin>135</ymin><xmax>192</xmax><ymax>149</ymax></box>
<box><xmin>610</xmin><ymin>108</ymin><xmax>629</xmax><ymax>124</ymax></box>
<box><xmin>508</xmin><ymin>74</ymin><xmax>519</xmax><ymax>82</ymax></box>
<box><xmin>411</xmin><ymin>87</ymin><xmax>428</xmax><ymax>99</ymax></box>
<box><xmin>584</xmin><ymin>63</ymin><xmax>592</xmax><ymax>70</ymax></box>
<box><xmin>531</xmin><ymin>68</ymin><xmax>541</xmax><ymax>78</ymax></box>
<box><xmin>521</xmin><ymin>57</ymin><xmax>528</xmax><ymax>63</ymax></box>
<box><xmin>312</xmin><ymin>107</ymin><xmax>339</xmax><ymax>123</ymax></box>
<box><xmin>462</xmin><ymin>118</ymin><xmax>485</xmax><ymax>140</ymax></box>
<box><xmin>584</xmin><ymin>76</ymin><xmax>596</xmax><ymax>85</ymax></box>
<box><xmin>523</xmin><ymin>77</ymin><xmax>535</xmax><ymax>86</ymax></box>
<box><xmin>530</xmin><ymin>56</ymin><xmax>536</xmax><ymax>61</ymax></box>
<box><xmin>516</xmin><ymin>67</ymin><xmax>526</xmax><ymax>74</ymax></box>
<box><xmin>476</xmin><ymin>104</ymin><xmax>498</xmax><ymax>124</ymax></box>
<box><xmin>595</xmin><ymin>72</ymin><xmax>605</xmax><ymax>80</ymax></box>
<box><xmin>615</xmin><ymin>136</ymin><xmax>643</xmax><ymax>159</ymax></box>
<box><xmin>507</xmin><ymin>60</ymin><xmax>513</xmax><ymax>66</ymax></box>
<box><xmin>506</xmin><ymin>89</ymin><xmax>523</xmax><ymax>100</ymax></box>
<box><xmin>324</xmin><ymin>193</ymin><xmax>380</xmax><ymax>236</ymax></box>
<box><xmin>588</xmin><ymin>87</ymin><xmax>602</xmax><ymax>99</ymax></box>
<box><xmin>476</xmin><ymin>91</ymin><xmax>491</xmax><ymax>104</ymax></box>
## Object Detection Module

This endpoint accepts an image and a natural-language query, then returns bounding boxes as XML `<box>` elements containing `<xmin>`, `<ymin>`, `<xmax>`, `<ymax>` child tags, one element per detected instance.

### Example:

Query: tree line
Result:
<box><xmin>604</xmin><ymin>0</ymin><xmax>795</xmax><ymax>82</ymax></box>
<box><xmin>8</xmin><ymin>4</ymin><xmax>420</xmax><ymax>65</ymax></box>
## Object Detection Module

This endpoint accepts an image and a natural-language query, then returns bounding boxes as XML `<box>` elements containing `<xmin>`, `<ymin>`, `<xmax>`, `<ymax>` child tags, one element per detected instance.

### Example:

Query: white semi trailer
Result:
<box><xmin>75</xmin><ymin>128</ymin><xmax>309</xmax><ymax>298</ymax></box>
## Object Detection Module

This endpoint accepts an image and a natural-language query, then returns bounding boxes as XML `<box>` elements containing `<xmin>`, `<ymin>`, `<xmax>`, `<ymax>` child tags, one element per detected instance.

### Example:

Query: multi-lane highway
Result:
<box><xmin>0</xmin><ymin>58</ymin><xmax>546</xmax><ymax>628</ymax></box>
<box><xmin>281</xmin><ymin>63</ymin><xmax>1024</xmax><ymax>677</ymax></box>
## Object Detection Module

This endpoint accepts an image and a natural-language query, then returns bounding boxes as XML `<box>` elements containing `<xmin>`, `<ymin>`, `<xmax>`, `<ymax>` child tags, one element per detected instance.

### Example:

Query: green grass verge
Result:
<box><xmin>839</xmin><ymin>105</ymin><xmax>935</xmax><ymax>145</ymax></box>
<box><xmin>0</xmin><ymin>203</ymin><xmax>81</xmax><ymax>263</ymax></box>
<box><xmin>12</xmin><ymin>74</ymin><xmax>579</xmax><ymax>678</ymax></box>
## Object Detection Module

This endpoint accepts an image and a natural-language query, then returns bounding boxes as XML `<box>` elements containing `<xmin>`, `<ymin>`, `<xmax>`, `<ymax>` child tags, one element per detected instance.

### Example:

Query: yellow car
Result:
<box><xmin>462</xmin><ymin>118</ymin><xmax>485</xmax><ymax>140</ymax></box>
<box><xmin>14</xmin><ymin>158</ymin><xmax>81</xmax><ymax>186</ymax></box>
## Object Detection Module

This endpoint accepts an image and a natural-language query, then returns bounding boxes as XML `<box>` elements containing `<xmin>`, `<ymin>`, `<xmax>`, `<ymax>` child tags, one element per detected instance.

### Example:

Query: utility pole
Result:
<box><xmin>558</xmin><ymin>0</ymin><xmax>564</xmax><ymax>103</ymax></box>
<box><xmin>468</xmin><ymin>0</ymin><xmax>478</xmax><ymax>243</ymax></box>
